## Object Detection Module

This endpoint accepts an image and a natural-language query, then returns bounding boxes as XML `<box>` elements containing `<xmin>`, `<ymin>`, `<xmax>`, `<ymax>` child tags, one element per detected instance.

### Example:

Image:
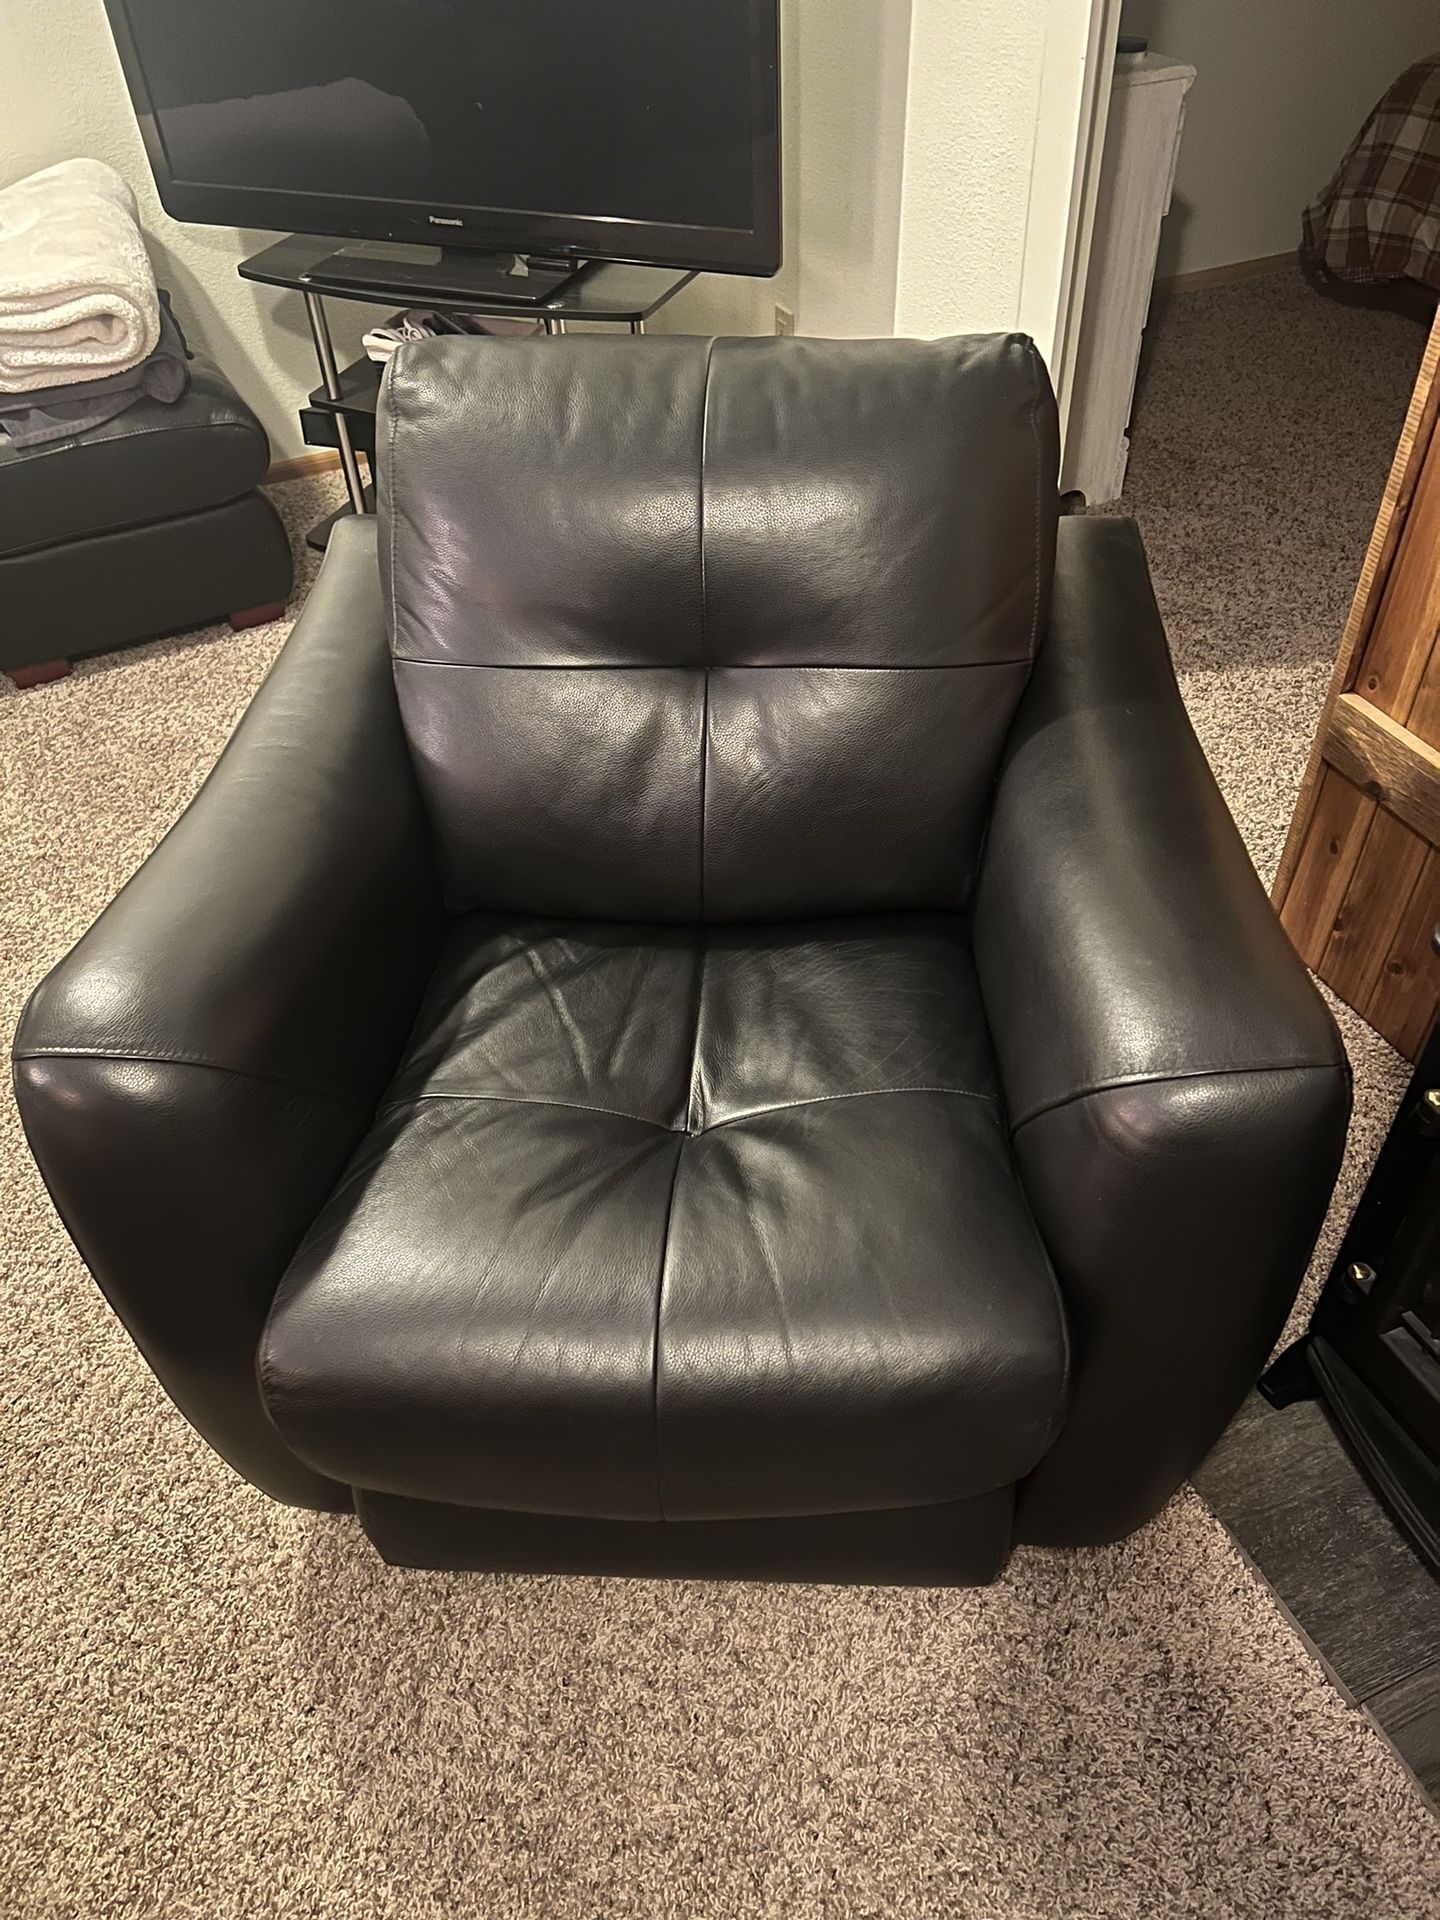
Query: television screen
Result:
<box><xmin>103</xmin><ymin>0</ymin><xmax>780</xmax><ymax>275</ymax></box>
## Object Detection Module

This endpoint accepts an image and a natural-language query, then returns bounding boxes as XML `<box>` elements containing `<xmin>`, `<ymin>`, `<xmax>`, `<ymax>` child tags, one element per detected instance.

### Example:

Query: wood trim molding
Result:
<box><xmin>1325</xmin><ymin>694</ymin><xmax>1440</xmax><ymax>847</ymax></box>
<box><xmin>1157</xmin><ymin>251</ymin><xmax>1296</xmax><ymax>294</ymax></box>
<box><xmin>264</xmin><ymin>449</ymin><xmax>341</xmax><ymax>485</ymax></box>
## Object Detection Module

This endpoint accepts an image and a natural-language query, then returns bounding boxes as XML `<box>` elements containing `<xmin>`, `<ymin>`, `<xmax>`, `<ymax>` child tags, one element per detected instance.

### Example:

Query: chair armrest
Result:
<box><xmin>974</xmin><ymin>516</ymin><xmax>1350</xmax><ymax>1545</ymax></box>
<box><xmin>13</xmin><ymin>516</ymin><xmax>445</xmax><ymax>1505</ymax></box>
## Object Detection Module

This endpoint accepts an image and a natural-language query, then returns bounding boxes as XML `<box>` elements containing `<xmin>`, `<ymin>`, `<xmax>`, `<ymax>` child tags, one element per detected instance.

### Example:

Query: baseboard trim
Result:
<box><xmin>1158</xmin><ymin>251</ymin><xmax>1297</xmax><ymax>294</ymax></box>
<box><xmin>264</xmin><ymin>449</ymin><xmax>342</xmax><ymax>485</ymax></box>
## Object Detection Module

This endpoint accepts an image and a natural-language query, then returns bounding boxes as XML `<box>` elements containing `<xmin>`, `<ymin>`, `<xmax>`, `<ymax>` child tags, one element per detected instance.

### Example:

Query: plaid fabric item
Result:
<box><xmin>1302</xmin><ymin>55</ymin><xmax>1440</xmax><ymax>290</ymax></box>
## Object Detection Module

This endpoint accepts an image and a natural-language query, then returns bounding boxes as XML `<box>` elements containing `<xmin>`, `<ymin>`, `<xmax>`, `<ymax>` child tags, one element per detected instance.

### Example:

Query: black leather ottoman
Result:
<box><xmin>0</xmin><ymin>357</ymin><xmax>294</xmax><ymax>687</ymax></box>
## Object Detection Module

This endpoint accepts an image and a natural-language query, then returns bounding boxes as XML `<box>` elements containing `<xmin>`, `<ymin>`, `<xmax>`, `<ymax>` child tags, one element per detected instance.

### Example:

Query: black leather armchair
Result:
<box><xmin>13</xmin><ymin>335</ymin><xmax>1350</xmax><ymax>1583</ymax></box>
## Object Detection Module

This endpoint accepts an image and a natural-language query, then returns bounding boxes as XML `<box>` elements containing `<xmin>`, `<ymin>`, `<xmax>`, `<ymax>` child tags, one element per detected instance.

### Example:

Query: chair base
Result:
<box><xmin>354</xmin><ymin>1486</ymin><xmax>1016</xmax><ymax>1585</ymax></box>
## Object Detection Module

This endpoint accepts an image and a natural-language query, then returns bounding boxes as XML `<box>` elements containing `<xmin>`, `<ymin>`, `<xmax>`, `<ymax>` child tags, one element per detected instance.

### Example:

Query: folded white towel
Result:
<box><xmin>0</xmin><ymin>159</ymin><xmax>160</xmax><ymax>393</ymax></box>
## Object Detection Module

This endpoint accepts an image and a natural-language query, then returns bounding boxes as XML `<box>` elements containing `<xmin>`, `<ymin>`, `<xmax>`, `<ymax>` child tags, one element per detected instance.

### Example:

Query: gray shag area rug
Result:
<box><xmin>2</xmin><ymin>274</ymin><xmax>1437</xmax><ymax>1917</ymax></box>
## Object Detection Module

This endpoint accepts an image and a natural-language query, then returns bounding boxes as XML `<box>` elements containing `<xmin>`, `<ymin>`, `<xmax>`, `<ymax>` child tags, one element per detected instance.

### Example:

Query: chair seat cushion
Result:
<box><xmin>260</xmin><ymin>913</ymin><xmax>1069</xmax><ymax>1521</ymax></box>
<box><xmin>0</xmin><ymin>358</ymin><xmax>270</xmax><ymax>560</ymax></box>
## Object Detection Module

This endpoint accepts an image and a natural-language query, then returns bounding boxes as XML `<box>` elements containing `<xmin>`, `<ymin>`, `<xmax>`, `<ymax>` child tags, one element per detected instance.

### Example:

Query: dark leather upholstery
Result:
<box><xmin>261</xmin><ymin>912</ymin><xmax>1068</xmax><ymax>1519</ymax></box>
<box><xmin>974</xmin><ymin>516</ymin><xmax>1351</xmax><ymax>1543</ymax></box>
<box><xmin>2</xmin><ymin>493</ymin><xmax>293</xmax><ymax>673</ymax></box>
<box><xmin>380</xmin><ymin>333</ymin><xmax>1058</xmax><ymax>920</ymax></box>
<box><xmin>13</xmin><ymin>336</ymin><xmax>1350</xmax><ymax>1583</ymax></box>
<box><xmin>15</xmin><ymin>518</ymin><xmax>444</xmax><ymax>1503</ymax></box>
<box><xmin>0</xmin><ymin>358</ymin><xmax>272</xmax><ymax>557</ymax></box>
<box><xmin>0</xmin><ymin>356</ymin><xmax>292</xmax><ymax>673</ymax></box>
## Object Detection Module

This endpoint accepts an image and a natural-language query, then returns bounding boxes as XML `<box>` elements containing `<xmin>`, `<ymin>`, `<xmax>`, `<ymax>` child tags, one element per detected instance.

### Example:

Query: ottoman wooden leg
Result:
<box><xmin>228</xmin><ymin>602</ymin><xmax>287</xmax><ymax>631</ymax></box>
<box><xmin>8</xmin><ymin>659</ymin><xmax>72</xmax><ymax>689</ymax></box>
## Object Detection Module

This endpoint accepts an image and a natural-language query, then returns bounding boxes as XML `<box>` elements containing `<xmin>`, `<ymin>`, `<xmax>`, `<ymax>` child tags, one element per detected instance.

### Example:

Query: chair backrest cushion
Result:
<box><xmin>379</xmin><ymin>331</ymin><xmax>1059</xmax><ymax>921</ymax></box>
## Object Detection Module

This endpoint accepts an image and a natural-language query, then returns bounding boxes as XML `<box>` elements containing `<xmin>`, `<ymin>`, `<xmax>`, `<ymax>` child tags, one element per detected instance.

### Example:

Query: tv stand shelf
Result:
<box><xmin>239</xmin><ymin>234</ymin><xmax>696</xmax><ymax>546</ymax></box>
<box><xmin>303</xmin><ymin>355</ymin><xmax>382</xmax><ymax>456</ymax></box>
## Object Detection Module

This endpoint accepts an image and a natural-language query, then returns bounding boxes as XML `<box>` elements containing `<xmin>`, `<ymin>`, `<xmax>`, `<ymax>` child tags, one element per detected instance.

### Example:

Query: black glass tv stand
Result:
<box><xmin>314</xmin><ymin>243</ymin><xmax>584</xmax><ymax>306</ymax></box>
<box><xmin>238</xmin><ymin>234</ymin><xmax>696</xmax><ymax>546</ymax></box>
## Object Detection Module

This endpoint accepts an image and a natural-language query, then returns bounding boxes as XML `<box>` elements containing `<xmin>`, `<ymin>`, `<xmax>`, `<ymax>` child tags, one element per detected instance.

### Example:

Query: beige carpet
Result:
<box><xmin>4</xmin><ymin>279</ymin><xmax>1439</xmax><ymax>1919</ymax></box>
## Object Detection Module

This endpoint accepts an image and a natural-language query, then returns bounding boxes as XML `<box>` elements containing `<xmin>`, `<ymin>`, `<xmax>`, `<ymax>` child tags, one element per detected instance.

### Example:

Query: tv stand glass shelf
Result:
<box><xmin>239</xmin><ymin>235</ymin><xmax>696</xmax><ymax>548</ymax></box>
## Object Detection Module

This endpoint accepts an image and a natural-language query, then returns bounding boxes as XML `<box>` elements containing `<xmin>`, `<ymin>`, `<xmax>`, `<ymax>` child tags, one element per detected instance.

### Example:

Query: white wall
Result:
<box><xmin>789</xmin><ymin>0</ymin><xmax>913</xmax><ymax>339</ymax></box>
<box><xmin>1122</xmin><ymin>0</ymin><xmax>1440</xmax><ymax>278</ymax></box>
<box><xmin>787</xmin><ymin>0</ymin><xmax>1102</xmax><ymax>385</ymax></box>
<box><xmin>895</xmin><ymin>0</ymin><xmax>1056</xmax><ymax>339</ymax></box>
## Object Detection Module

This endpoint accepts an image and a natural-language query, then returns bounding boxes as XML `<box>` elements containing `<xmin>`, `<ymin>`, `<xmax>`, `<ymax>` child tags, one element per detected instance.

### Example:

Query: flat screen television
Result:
<box><xmin>102</xmin><ymin>1</ymin><xmax>781</xmax><ymax>281</ymax></box>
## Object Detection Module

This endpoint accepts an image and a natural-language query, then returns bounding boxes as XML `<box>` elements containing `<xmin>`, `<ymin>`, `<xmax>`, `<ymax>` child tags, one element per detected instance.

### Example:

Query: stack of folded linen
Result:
<box><xmin>0</xmin><ymin>158</ymin><xmax>190</xmax><ymax>450</ymax></box>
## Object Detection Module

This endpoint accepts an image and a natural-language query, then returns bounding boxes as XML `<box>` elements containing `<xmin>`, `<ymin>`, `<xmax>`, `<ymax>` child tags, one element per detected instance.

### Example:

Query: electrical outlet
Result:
<box><xmin>774</xmin><ymin>305</ymin><xmax>795</xmax><ymax>337</ymax></box>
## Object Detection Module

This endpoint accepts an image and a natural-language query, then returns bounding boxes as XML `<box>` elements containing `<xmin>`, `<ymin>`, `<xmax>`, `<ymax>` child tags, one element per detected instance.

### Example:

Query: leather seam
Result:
<box><xmin>697</xmin><ymin>336</ymin><xmax>717</xmax><ymax>924</ymax></box>
<box><xmin>13</xmin><ymin>1046</ymin><xmax>367</xmax><ymax>1118</ymax></box>
<box><xmin>385</xmin><ymin>355</ymin><xmax>400</xmax><ymax>649</ymax></box>
<box><xmin>0</xmin><ymin>414</ymin><xmax>258</xmax><ymax>474</ymax></box>
<box><xmin>380</xmin><ymin>1088</ymin><xmax>678</xmax><ymax>1131</ymax></box>
<box><xmin>2</xmin><ymin>486</ymin><xmax>274</xmax><ymax>564</ymax></box>
<box><xmin>1010</xmin><ymin>1058</ymin><xmax>1349</xmax><ymax>1136</ymax></box>
<box><xmin>377</xmin><ymin>1083</ymin><xmax>999</xmax><ymax>1135</ymax></box>
<box><xmin>651</xmin><ymin>1137</ymin><xmax>688</xmax><ymax>1523</ymax></box>
<box><xmin>703</xmin><ymin>1084</ymin><xmax>998</xmax><ymax>1133</ymax></box>
<box><xmin>1025</xmin><ymin>338</ymin><xmax>1045</xmax><ymax>662</ymax></box>
<box><xmin>658</xmin><ymin>920</ymin><xmax>709</xmax><ymax>1513</ymax></box>
<box><xmin>683</xmin><ymin>935</ymin><xmax>710</xmax><ymax>1134</ymax></box>
<box><xmin>356</xmin><ymin>1484</ymin><xmax>1012</xmax><ymax>1525</ymax></box>
<box><xmin>386</xmin><ymin>657</ymin><xmax>1035</xmax><ymax>672</ymax></box>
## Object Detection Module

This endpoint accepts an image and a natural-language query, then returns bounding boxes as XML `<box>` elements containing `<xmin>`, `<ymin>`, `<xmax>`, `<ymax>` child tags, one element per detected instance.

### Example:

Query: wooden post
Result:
<box><xmin>1274</xmin><ymin>308</ymin><xmax>1440</xmax><ymax>1060</ymax></box>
